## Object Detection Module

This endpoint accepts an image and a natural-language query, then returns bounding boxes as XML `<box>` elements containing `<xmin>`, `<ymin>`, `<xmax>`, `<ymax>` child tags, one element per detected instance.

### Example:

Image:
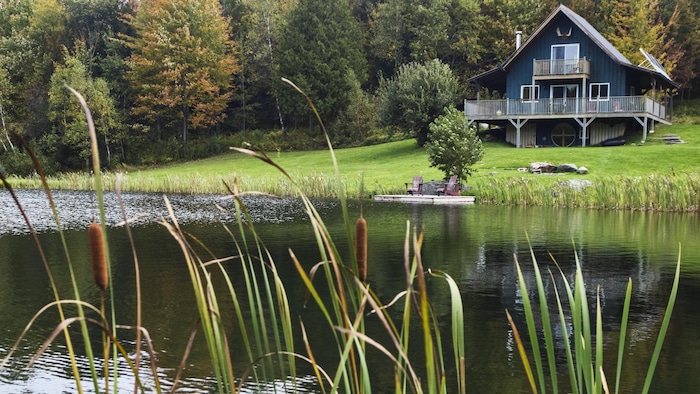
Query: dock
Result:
<box><xmin>374</xmin><ymin>194</ymin><xmax>475</xmax><ymax>205</ymax></box>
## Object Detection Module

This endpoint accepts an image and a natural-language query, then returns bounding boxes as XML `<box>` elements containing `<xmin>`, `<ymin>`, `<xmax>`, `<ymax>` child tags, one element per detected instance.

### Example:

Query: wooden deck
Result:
<box><xmin>374</xmin><ymin>194</ymin><xmax>475</xmax><ymax>205</ymax></box>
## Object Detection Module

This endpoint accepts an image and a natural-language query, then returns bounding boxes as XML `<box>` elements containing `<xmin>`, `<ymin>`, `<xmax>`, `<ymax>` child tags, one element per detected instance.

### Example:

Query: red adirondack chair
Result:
<box><xmin>436</xmin><ymin>175</ymin><xmax>460</xmax><ymax>196</ymax></box>
<box><xmin>405</xmin><ymin>175</ymin><xmax>423</xmax><ymax>195</ymax></box>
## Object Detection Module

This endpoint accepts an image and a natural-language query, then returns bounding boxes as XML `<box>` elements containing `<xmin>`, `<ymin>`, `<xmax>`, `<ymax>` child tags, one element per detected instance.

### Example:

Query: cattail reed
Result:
<box><xmin>355</xmin><ymin>216</ymin><xmax>367</xmax><ymax>282</ymax></box>
<box><xmin>88</xmin><ymin>222</ymin><xmax>108</xmax><ymax>290</ymax></box>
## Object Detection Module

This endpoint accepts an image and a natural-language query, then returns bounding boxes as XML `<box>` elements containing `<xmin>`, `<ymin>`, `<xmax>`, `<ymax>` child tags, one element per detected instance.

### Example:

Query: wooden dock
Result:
<box><xmin>374</xmin><ymin>194</ymin><xmax>475</xmax><ymax>205</ymax></box>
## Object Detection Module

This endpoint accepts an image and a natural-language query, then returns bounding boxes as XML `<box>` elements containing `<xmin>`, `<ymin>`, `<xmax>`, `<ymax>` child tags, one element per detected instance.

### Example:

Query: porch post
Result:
<box><xmin>508</xmin><ymin>118</ymin><xmax>528</xmax><ymax>148</ymax></box>
<box><xmin>634</xmin><ymin>115</ymin><xmax>648</xmax><ymax>141</ymax></box>
<box><xmin>575</xmin><ymin>117</ymin><xmax>594</xmax><ymax>147</ymax></box>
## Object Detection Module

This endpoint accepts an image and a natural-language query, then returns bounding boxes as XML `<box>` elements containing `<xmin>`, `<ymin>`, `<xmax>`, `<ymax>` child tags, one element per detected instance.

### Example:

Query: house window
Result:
<box><xmin>551</xmin><ymin>123</ymin><xmax>576</xmax><ymax>147</ymax></box>
<box><xmin>551</xmin><ymin>44</ymin><xmax>580</xmax><ymax>74</ymax></box>
<box><xmin>590</xmin><ymin>83</ymin><xmax>610</xmax><ymax>101</ymax></box>
<box><xmin>521</xmin><ymin>85</ymin><xmax>540</xmax><ymax>101</ymax></box>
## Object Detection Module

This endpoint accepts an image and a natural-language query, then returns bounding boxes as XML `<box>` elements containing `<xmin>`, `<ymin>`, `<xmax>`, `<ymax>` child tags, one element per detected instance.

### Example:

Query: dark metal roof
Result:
<box><xmin>469</xmin><ymin>4</ymin><xmax>678</xmax><ymax>90</ymax></box>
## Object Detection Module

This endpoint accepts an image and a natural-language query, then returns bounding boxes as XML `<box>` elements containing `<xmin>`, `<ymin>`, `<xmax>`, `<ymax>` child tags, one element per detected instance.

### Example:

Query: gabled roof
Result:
<box><xmin>469</xmin><ymin>4</ymin><xmax>677</xmax><ymax>91</ymax></box>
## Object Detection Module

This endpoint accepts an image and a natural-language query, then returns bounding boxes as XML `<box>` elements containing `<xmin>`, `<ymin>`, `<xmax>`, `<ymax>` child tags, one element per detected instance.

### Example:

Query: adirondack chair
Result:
<box><xmin>436</xmin><ymin>175</ymin><xmax>460</xmax><ymax>196</ymax></box>
<box><xmin>405</xmin><ymin>175</ymin><xmax>423</xmax><ymax>195</ymax></box>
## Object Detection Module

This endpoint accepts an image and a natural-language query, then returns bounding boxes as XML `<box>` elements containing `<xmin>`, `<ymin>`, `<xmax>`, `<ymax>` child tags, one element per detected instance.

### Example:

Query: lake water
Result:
<box><xmin>1</xmin><ymin>189</ymin><xmax>700</xmax><ymax>393</ymax></box>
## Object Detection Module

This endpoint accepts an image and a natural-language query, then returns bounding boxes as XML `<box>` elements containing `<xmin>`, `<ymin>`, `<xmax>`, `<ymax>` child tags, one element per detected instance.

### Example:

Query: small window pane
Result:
<box><xmin>590</xmin><ymin>83</ymin><xmax>609</xmax><ymax>101</ymax></box>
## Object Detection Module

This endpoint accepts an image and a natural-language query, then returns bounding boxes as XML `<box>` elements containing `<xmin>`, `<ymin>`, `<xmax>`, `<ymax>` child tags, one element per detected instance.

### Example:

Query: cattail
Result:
<box><xmin>88</xmin><ymin>222</ymin><xmax>108</xmax><ymax>291</ymax></box>
<box><xmin>355</xmin><ymin>216</ymin><xmax>367</xmax><ymax>282</ymax></box>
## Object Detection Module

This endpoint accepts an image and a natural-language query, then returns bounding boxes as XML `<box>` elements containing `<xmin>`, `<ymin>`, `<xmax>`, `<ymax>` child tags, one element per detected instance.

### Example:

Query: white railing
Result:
<box><xmin>534</xmin><ymin>58</ymin><xmax>590</xmax><ymax>77</ymax></box>
<box><xmin>464</xmin><ymin>96</ymin><xmax>667</xmax><ymax>119</ymax></box>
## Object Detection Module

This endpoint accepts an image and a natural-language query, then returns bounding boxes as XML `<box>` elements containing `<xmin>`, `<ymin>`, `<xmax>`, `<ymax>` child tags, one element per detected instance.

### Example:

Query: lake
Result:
<box><xmin>1</xmin><ymin>189</ymin><xmax>699</xmax><ymax>393</ymax></box>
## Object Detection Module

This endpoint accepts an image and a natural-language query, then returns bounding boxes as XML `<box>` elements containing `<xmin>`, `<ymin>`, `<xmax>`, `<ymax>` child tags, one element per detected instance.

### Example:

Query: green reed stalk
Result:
<box><xmin>67</xmin><ymin>85</ymin><xmax>116</xmax><ymax>391</ymax></box>
<box><xmin>509</xmin><ymin>241</ymin><xmax>680</xmax><ymax>394</ymax></box>
<box><xmin>614</xmin><ymin>279</ymin><xmax>632</xmax><ymax>394</ymax></box>
<box><xmin>642</xmin><ymin>246</ymin><xmax>681</xmax><ymax>394</ymax></box>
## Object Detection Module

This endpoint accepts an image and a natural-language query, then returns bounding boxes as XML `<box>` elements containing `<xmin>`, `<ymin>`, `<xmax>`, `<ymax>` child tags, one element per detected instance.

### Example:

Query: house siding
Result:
<box><xmin>505</xmin><ymin>123</ymin><xmax>536</xmax><ymax>147</ymax></box>
<box><xmin>466</xmin><ymin>4</ymin><xmax>675</xmax><ymax>148</ymax></box>
<box><xmin>506</xmin><ymin>14</ymin><xmax>627</xmax><ymax>101</ymax></box>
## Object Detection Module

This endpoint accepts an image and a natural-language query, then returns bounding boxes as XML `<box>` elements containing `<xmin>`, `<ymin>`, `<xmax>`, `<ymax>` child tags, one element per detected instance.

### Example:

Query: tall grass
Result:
<box><xmin>474</xmin><ymin>174</ymin><xmax>700</xmax><ymax>211</ymax></box>
<box><xmin>4</xmin><ymin>170</ymin><xmax>402</xmax><ymax>198</ymax></box>
<box><xmin>1</xmin><ymin>84</ymin><xmax>467</xmax><ymax>393</ymax></box>
<box><xmin>507</xmin><ymin>240</ymin><xmax>681</xmax><ymax>393</ymax></box>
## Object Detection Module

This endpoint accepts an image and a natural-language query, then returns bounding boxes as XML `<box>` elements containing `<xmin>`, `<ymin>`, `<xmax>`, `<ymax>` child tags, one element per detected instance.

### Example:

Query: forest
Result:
<box><xmin>0</xmin><ymin>0</ymin><xmax>697</xmax><ymax>173</ymax></box>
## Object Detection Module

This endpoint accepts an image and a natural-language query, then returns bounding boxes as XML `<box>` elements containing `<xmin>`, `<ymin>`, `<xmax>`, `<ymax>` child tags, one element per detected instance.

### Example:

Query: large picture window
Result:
<box><xmin>590</xmin><ymin>83</ymin><xmax>610</xmax><ymax>101</ymax></box>
<box><xmin>521</xmin><ymin>85</ymin><xmax>540</xmax><ymax>101</ymax></box>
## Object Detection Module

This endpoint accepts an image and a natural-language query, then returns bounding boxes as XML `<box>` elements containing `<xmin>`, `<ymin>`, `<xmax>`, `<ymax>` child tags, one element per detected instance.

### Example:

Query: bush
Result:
<box><xmin>0</xmin><ymin>149</ymin><xmax>57</xmax><ymax>176</ymax></box>
<box><xmin>425</xmin><ymin>106</ymin><xmax>484</xmax><ymax>182</ymax></box>
<box><xmin>377</xmin><ymin>59</ymin><xmax>459</xmax><ymax>146</ymax></box>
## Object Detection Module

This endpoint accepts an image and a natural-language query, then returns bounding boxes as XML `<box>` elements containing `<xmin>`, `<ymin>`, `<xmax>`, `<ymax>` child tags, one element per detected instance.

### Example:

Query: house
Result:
<box><xmin>464</xmin><ymin>4</ymin><xmax>678</xmax><ymax>147</ymax></box>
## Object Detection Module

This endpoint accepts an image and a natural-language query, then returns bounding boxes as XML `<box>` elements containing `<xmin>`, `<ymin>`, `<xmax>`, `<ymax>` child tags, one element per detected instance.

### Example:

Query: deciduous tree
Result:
<box><xmin>378</xmin><ymin>59</ymin><xmax>458</xmax><ymax>146</ymax></box>
<box><xmin>426</xmin><ymin>106</ymin><xmax>483</xmax><ymax>182</ymax></box>
<box><xmin>47</xmin><ymin>49</ymin><xmax>119</xmax><ymax>170</ymax></box>
<box><xmin>125</xmin><ymin>0</ymin><xmax>238</xmax><ymax>145</ymax></box>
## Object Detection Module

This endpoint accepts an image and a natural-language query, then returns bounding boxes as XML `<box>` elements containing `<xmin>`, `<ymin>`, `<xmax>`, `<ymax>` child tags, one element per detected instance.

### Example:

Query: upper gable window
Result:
<box><xmin>521</xmin><ymin>85</ymin><xmax>540</xmax><ymax>102</ymax></box>
<box><xmin>590</xmin><ymin>83</ymin><xmax>610</xmax><ymax>101</ymax></box>
<box><xmin>551</xmin><ymin>44</ymin><xmax>579</xmax><ymax>60</ymax></box>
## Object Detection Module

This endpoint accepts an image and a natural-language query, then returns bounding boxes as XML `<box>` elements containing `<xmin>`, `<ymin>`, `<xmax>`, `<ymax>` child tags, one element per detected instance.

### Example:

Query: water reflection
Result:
<box><xmin>0</xmin><ymin>190</ymin><xmax>699</xmax><ymax>393</ymax></box>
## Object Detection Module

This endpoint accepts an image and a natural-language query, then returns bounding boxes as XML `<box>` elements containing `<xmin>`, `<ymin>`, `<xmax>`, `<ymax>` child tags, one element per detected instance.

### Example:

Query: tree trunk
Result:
<box><xmin>265</xmin><ymin>14</ymin><xmax>285</xmax><ymax>133</ymax></box>
<box><xmin>182</xmin><ymin>106</ymin><xmax>189</xmax><ymax>145</ymax></box>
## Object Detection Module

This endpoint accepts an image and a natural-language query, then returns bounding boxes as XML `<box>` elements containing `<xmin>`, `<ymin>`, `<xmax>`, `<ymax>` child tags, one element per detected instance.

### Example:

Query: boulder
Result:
<box><xmin>557</xmin><ymin>163</ymin><xmax>578</xmax><ymax>173</ymax></box>
<box><xmin>576</xmin><ymin>166</ymin><xmax>589</xmax><ymax>174</ymax></box>
<box><xmin>559</xmin><ymin>179</ymin><xmax>594</xmax><ymax>191</ymax></box>
<box><xmin>530</xmin><ymin>162</ymin><xmax>557</xmax><ymax>173</ymax></box>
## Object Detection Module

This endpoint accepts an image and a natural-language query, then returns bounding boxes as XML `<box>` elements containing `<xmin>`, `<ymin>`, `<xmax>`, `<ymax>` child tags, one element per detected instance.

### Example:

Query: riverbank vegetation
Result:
<box><xmin>5</xmin><ymin>122</ymin><xmax>700</xmax><ymax>211</ymax></box>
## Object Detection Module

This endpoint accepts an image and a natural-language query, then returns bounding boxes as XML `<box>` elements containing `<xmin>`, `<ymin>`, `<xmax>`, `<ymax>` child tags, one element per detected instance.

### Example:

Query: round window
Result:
<box><xmin>551</xmin><ymin>123</ymin><xmax>576</xmax><ymax>147</ymax></box>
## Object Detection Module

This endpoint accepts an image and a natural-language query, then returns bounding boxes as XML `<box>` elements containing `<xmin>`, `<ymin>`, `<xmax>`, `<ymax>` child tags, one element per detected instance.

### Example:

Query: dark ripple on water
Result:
<box><xmin>0</xmin><ymin>189</ymin><xmax>326</xmax><ymax>234</ymax></box>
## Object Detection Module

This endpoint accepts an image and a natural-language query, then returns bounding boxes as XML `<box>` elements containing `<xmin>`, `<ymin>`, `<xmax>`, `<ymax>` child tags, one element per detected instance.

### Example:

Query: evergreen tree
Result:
<box><xmin>661</xmin><ymin>0</ymin><xmax>699</xmax><ymax>96</ymax></box>
<box><xmin>226</xmin><ymin>0</ymin><xmax>296</xmax><ymax>131</ymax></box>
<box><xmin>476</xmin><ymin>0</ymin><xmax>554</xmax><ymax>72</ymax></box>
<box><xmin>278</xmin><ymin>0</ymin><xmax>367</xmax><ymax>125</ymax></box>
<box><xmin>125</xmin><ymin>0</ymin><xmax>238</xmax><ymax>145</ymax></box>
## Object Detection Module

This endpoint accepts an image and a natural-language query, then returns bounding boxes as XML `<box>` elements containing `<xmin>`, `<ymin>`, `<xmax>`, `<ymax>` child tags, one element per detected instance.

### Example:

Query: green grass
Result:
<box><xmin>6</xmin><ymin>123</ymin><xmax>700</xmax><ymax>202</ymax></box>
<box><xmin>127</xmin><ymin>123</ymin><xmax>700</xmax><ymax>193</ymax></box>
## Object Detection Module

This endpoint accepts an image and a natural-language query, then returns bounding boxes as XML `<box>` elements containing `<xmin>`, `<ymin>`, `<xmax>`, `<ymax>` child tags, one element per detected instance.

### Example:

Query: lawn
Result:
<box><xmin>10</xmin><ymin>123</ymin><xmax>699</xmax><ymax>198</ymax></box>
<box><xmin>121</xmin><ymin>123</ymin><xmax>700</xmax><ymax>196</ymax></box>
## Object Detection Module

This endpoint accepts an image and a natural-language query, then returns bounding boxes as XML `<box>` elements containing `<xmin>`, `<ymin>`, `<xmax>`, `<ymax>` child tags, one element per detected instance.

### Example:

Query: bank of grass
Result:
<box><xmin>6</xmin><ymin>123</ymin><xmax>700</xmax><ymax>209</ymax></box>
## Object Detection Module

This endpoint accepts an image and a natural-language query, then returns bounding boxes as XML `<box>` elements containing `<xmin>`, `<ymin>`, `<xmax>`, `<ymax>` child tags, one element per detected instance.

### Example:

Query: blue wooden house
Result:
<box><xmin>465</xmin><ymin>4</ymin><xmax>677</xmax><ymax>147</ymax></box>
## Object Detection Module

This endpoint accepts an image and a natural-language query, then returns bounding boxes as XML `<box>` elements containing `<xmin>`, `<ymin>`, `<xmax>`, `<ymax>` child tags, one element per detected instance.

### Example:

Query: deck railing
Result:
<box><xmin>464</xmin><ymin>96</ymin><xmax>666</xmax><ymax>119</ymax></box>
<box><xmin>534</xmin><ymin>58</ymin><xmax>590</xmax><ymax>77</ymax></box>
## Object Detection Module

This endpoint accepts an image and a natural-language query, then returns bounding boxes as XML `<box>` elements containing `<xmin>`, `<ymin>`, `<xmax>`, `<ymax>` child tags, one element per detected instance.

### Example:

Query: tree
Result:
<box><xmin>606</xmin><ymin>0</ymin><xmax>668</xmax><ymax>67</ymax></box>
<box><xmin>278</xmin><ymin>0</ymin><xmax>367</xmax><ymax>125</ymax></box>
<box><xmin>661</xmin><ymin>0</ymin><xmax>699</xmax><ymax>97</ymax></box>
<box><xmin>377</xmin><ymin>59</ymin><xmax>458</xmax><ymax>146</ymax></box>
<box><xmin>476</xmin><ymin>0</ymin><xmax>554</xmax><ymax>72</ymax></box>
<box><xmin>0</xmin><ymin>0</ymin><xmax>68</xmax><ymax>140</ymax></box>
<box><xmin>47</xmin><ymin>48</ymin><xmax>119</xmax><ymax>170</ymax></box>
<box><xmin>425</xmin><ymin>106</ymin><xmax>483</xmax><ymax>182</ymax></box>
<box><xmin>224</xmin><ymin>0</ymin><xmax>297</xmax><ymax>131</ymax></box>
<box><xmin>125</xmin><ymin>0</ymin><xmax>238</xmax><ymax>145</ymax></box>
<box><xmin>369</xmin><ymin>0</ymin><xmax>486</xmax><ymax>85</ymax></box>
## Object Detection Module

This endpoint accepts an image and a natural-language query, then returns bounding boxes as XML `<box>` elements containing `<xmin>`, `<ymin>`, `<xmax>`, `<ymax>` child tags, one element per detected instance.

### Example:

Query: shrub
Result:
<box><xmin>425</xmin><ymin>106</ymin><xmax>484</xmax><ymax>182</ymax></box>
<box><xmin>377</xmin><ymin>59</ymin><xmax>459</xmax><ymax>146</ymax></box>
